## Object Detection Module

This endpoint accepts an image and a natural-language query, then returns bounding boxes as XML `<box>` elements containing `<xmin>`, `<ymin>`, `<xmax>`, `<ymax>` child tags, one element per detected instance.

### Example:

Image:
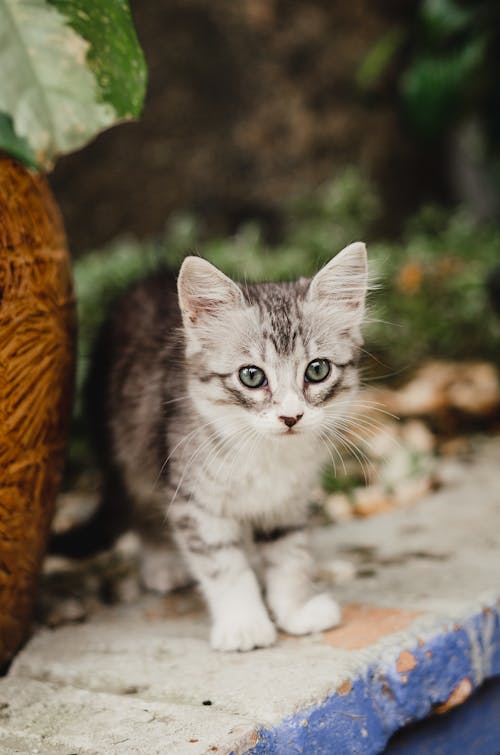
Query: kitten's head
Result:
<box><xmin>177</xmin><ymin>243</ymin><xmax>368</xmax><ymax>439</ymax></box>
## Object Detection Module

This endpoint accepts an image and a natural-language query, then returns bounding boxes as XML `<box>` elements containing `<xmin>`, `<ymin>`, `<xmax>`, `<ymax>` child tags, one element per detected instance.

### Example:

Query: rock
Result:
<box><xmin>380</xmin><ymin>361</ymin><xmax>500</xmax><ymax>418</ymax></box>
<box><xmin>391</xmin><ymin>477</ymin><xmax>433</xmax><ymax>507</ymax></box>
<box><xmin>447</xmin><ymin>363</ymin><xmax>500</xmax><ymax>415</ymax></box>
<box><xmin>324</xmin><ymin>494</ymin><xmax>353</xmax><ymax>522</ymax></box>
<box><xmin>351</xmin><ymin>486</ymin><xmax>394</xmax><ymax>517</ymax></box>
<box><xmin>52</xmin><ymin>491</ymin><xmax>99</xmax><ymax>533</ymax></box>
<box><xmin>401</xmin><ymin>420</ymin><xmax>435</xmax><ymax>453</ymax></box>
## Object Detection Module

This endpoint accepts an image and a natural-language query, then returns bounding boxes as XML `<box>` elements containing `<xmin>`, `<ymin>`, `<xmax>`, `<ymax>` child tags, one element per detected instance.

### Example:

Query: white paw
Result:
<box><xmin>211</xmin><ymin>610</ymin><xmax>277</xmax><ymax>652</ymax></box>
<box><xmin>278</xmin><ymin>593</ymin><xmax>341</xmax><ymax>635</ymax></box>
<box><xmin>140</xmin><ymin>546</ymin><xmax>192</xmax><ymax>594</ymax></box>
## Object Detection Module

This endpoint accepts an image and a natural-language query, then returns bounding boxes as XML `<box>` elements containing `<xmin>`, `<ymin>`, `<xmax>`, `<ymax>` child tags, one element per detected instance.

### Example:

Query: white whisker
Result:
<box><xmin>166</xmin><ymin>420</ymin><xmax>249</xmax><ymax>512</ymax></box>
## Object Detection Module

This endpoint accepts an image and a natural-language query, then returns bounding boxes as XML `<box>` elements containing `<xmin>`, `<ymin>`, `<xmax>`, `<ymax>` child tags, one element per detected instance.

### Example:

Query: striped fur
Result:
<box><xmin>88</xmin><ymin>242</ymin><xmax>368</xmax><ymax>651</ymax></box>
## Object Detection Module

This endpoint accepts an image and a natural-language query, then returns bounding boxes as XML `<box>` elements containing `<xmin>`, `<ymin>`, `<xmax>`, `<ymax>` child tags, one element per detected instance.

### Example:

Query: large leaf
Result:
<box><xmin>0</xmin><ymin>112</ymin><xmax>38</xmax><ymax>168</ymax></box>
<box><xmin>0</xmin><ymin>0</ymin><xmax>146</xmax><ymax>170</ymax></box>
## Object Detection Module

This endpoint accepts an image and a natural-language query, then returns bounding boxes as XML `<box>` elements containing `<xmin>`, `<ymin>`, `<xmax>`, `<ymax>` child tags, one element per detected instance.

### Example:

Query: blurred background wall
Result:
<box><xmin>48</xmin><ymin>0</ymin><xmax>470</xmax><ymax>254</ymax></box>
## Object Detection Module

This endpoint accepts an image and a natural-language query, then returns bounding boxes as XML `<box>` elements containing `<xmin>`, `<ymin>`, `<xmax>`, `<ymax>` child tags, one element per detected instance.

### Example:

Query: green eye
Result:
<box><xmin>305</xmin><ymin>359</ymin><xmax>330</xmax><ymax>383</ymax></box>
<box><xmin>239</xmin><ymin>365</ymin><xmax>267</xmax><ymax>389</ymax></box>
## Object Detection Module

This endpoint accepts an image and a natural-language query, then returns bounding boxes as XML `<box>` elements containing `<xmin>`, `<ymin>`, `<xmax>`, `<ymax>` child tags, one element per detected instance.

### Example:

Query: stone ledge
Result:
<box><xmin>0</xmin><ymin>437</ymin><xmax>499</xmax><ymax>754</ymax></box>
<box><xmin>248</xmin><ymin>606</ymin><xmax>500</xmax><ymax>754</ymax></box>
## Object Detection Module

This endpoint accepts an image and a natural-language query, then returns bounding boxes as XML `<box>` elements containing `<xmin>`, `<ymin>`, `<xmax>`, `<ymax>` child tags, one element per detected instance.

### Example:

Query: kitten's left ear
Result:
<box><xmin>177</xmin><ymin>256</ymin><xmax>244</xmax><ymax>325</ymax></box>
<box><xmin>307</xmin><ymin>242</ymin><xmax>368</xmax><ymax>322</ymax></box>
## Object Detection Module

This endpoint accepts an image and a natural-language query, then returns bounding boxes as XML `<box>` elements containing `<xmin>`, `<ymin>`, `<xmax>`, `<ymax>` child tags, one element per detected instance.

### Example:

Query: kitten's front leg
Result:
<box><xmin>257</xmin><ymin>525</ymin><xmax>341</xmax><ymax>635</ymax></box>
<box><xmin>171</xmin><ymin>502</ymin><xmax>276</xmax><ymax>651</ymax></box>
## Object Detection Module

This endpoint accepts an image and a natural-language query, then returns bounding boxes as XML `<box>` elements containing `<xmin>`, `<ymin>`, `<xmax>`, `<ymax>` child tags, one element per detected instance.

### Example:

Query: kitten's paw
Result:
<box><xmin>211</xmin><ymin>611</ymin><xmax>277</xmax><ymax>652</ymax></box>
<box><xmin>278</xmin><ymin>593</ymin><xmax>341</xmax><ymax>635</ymax></box>
<box><xmin>140</xmin><ymin>545</ymin><xmax>192</xmax><ymax>594</ymax></box>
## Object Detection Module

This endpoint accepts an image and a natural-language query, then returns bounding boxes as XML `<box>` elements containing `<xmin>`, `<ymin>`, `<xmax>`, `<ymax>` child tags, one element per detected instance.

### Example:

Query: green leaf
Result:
<box><xmin>47</xmin><ymin>0</ymin><xmax>146</xmax><ymax>118</ymax></box>
<box><xmin>0</xmin><ymin>112</ymin><xmax>39</xmax><ymax>168</ymax></box>
<box><xmin>357</xmin><ymin>28</ymin><xmax>405</xmax><ymax>93</ymax></box>
<box><xmin>0</xmin><ymin>0</ymin><xmax>146</xmax><ymax>170</ymax></box>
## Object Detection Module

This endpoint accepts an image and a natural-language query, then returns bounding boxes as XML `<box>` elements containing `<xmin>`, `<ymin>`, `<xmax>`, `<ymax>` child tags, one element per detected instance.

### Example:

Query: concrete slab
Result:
<box><xmin>1</xmin><ymin>437</ymin><xmax>499</xmax><ymax>754</ymax></box>
<box><xmin>0</xmin><ymin>678</ymin><xmax>258</xmax><ymax>754</ymax></box>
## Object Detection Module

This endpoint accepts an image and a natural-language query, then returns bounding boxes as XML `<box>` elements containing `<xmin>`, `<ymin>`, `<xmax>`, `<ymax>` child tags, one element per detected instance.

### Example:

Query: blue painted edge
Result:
<box><xmin>240</xmin><ymin>606</ymin><xmax>500</xmax><ymax>755</ymax></box>
<box><xmin>384</xmin><ymin>675</ymin><xmax>500</xmax><ymax>754</ymax></box>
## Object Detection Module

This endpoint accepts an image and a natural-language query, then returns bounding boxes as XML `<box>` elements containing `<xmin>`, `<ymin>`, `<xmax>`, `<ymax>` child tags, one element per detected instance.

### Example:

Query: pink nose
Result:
<box><xmin>279</xmin><ymin>414</ymin><xmax>303</xmax><ymax>428</ymax></box>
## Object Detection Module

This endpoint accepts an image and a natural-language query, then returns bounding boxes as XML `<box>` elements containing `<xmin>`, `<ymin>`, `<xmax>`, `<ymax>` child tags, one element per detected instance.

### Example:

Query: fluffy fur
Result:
<box><xmin>57</xmin><ymin>242</ymin><xmax>369</xmax><ymax>651</ymax></box>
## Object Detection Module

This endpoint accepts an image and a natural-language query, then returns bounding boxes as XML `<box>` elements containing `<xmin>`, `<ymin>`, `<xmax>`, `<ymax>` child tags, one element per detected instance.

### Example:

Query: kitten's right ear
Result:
<box><xmin>307</xmin><ymin>242</ymin><xmax>368</xmax><ymax>323</ymax></box>
<box><xmin>177</xmin><ymin>256</ymin><xmax>244</xmax><ymax>325</ymax></box>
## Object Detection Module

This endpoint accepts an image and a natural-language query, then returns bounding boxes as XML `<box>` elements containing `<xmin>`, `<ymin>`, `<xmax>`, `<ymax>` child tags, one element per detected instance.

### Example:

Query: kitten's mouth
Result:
<box><xmin>280</xmin><ymin>427</ymin><xmax>300</xmax><ymax>436</ymax></box>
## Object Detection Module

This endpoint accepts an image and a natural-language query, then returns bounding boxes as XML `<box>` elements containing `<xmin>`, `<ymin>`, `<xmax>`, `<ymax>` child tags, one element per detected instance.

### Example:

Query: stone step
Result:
<box><xmin>1</xmin><ymin>437</ymin><xmax>499</xmax><ymax>754</ymax></box>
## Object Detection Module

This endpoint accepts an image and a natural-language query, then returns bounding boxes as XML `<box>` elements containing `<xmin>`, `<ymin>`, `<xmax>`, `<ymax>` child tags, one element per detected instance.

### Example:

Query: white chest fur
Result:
<box><xmin>195</xmin><ymin>434</ymin><xmax>327</xmax><ymax>523</ymax></box>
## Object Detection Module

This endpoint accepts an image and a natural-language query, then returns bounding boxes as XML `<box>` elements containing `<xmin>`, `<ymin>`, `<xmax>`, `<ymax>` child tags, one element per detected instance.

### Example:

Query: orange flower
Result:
<box><xmin>397</xmin><ymin>262</ymin><xmax>423</xmax><ymax>294</ymax></box>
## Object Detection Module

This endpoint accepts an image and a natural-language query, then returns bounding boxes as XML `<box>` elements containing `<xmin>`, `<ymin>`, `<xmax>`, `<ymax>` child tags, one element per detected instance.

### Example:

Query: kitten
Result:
<box><xmin>54</xmin><ymin>242</ymin><xmax>368</xmax><ymax>651</ymax></box>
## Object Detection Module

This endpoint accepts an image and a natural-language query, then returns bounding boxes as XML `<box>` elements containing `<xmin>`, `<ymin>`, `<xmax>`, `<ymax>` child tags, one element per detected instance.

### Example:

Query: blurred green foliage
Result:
<box><xmin>400</xmin><ymin>0</ymin><xmax>495</xmax><ymax>139</ymax></box>
<box><xmin>69</xmin><ymin>168</ymin><xmax>500</xmax><ymax>473</ymax></box>
<box><xmin>360</xmin><ymin>0</ymin><xmax>500</xmax><ymax>170</ymax></box>
<box><xmin>370</xmin><ymin>205</ymin><xmax>500</xmax><ymax>372</ymax></box>
<box><xmin>322</xmin><ymin>466</ymin><xmax>364</xmax><ymax>496</ymax></box>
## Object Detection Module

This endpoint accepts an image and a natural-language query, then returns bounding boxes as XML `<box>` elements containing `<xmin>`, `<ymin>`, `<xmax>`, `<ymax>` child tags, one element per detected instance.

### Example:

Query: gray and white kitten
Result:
<box><xmin>58</xmin><ymin>242</ymin><xmax>368</xmax><ymax>651</ymax></box>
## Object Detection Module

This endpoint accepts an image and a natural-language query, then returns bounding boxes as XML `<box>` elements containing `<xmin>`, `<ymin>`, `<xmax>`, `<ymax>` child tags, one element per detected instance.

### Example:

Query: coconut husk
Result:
<box><xmin>0</xmin><ymin>153</ymin><xmax>75</xmax><ymax>667</ymax></box>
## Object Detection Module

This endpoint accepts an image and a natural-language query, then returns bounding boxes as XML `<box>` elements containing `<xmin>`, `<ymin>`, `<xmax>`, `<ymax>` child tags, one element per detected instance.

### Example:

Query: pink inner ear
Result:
<box><xmin>187</xmin><ymin>296</ymin><xmax>226</xmax><ymax>323</ymax></box>
<box><xmin>308</xmin><ymin>244</ymin><xmax>367</xmax><ymax>307</ymax></box>
<box><xmin>309</xmin><ymin>262</ymin><xmax>367</xmax><ymax>313</ymax></box>
<box><xmin>179</xmin><ymin>258</ymin><xmax>244</xmax><ymax>325</ymax></box>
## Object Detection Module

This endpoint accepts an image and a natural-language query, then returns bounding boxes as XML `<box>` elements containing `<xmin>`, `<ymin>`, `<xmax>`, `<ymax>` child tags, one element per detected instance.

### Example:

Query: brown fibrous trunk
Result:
<box><xmin>0</xmin><ymin>153</ymin><xmax>75</xmax><ymax>667</ymax></box>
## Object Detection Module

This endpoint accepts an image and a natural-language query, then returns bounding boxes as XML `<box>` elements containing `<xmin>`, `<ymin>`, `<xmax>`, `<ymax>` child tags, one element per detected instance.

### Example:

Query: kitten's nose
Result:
<box><xmin>279</xmin><ymin>414</ymin><xmax>303</xmax><ymax>428</ymax></box>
